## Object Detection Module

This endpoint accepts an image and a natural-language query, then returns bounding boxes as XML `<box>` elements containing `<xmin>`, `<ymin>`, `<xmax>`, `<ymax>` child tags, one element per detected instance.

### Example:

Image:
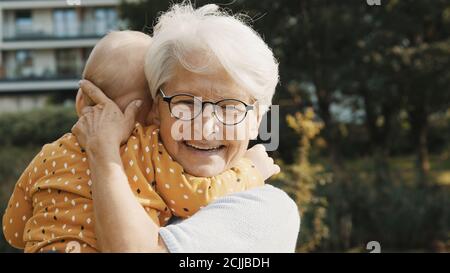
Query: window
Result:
<box><xmin>15</xmin><ymin>50</ymin><xmax>33</xmax><ymax>78</ymax></box>
<box><xmin>15</xmin><ymin>10</ymin><xmax>33</xmax><ymax>36</ymax></box>
<box><xmin>95</xmin><ymin>8</ymin><xmax>117</xmax><ymax>35</ymax></box>
<box><xmin>56</xmin><ymin>49</ymin><xmax>81</xmax><ymax>78</ymax></box>
<box><xmin>0</xmin><ymin>51</ymin><xmax>4</xmax><ymax>79</ymax></box>
<box><xmin>53</xmin><ymin>9</ymin><xmax>79</xmax><ymax>37</ymax></box>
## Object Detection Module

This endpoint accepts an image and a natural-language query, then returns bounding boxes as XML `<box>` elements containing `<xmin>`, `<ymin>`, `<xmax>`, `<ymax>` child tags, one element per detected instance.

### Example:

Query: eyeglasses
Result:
<box><xmin>158</xmin><ymin>88</ymin><xmax>255</xmax><ymax>125</ymax></box>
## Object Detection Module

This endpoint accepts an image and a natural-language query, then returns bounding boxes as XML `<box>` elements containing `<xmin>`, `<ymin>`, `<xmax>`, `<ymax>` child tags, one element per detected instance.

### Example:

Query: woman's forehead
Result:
<box><xmin>164</xmin><ymin>66</ymin><xmax>251</xmax><ymax>102</ymax></box>
<box><xmin>177</xmin><ymin>87</ymin><xmax>249</xmax><ymax>101</ymax></box>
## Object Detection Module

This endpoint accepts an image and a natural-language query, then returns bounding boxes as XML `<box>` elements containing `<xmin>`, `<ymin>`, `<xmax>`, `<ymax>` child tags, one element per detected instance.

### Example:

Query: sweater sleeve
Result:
<box><xmin>159</xmin><ymin>184</ymin><xmax>300</xmax><ymax>253</ymax></box>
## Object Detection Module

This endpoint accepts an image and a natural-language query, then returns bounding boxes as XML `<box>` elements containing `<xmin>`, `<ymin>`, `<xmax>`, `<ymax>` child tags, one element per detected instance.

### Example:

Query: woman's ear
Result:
<box><xmin>75</xmin><ymin>89</ymin><xmax>85</xmax><ymax>117</ymax></box>
<box><xmin>145</xmin><ymin>98</ymin><xmax>161</xmax><ymax>126</ymax></box>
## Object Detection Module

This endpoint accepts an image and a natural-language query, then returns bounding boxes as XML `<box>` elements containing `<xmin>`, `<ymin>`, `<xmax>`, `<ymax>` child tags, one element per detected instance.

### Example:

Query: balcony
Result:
<box><xmin>0</xmin><ymin>76</ymin><xmax>79</xmax><ymax>93</ymax></box>
<box><xmin>0</xmin><ymin>60</ymin><xmax>81</xmax><ymax>93</ymax></box>
<box><xmin>0</xmin><ymin>47</ymin><xmax>86</xmax><ymax>93</ymax></box>
<box><xmin>1</xmin><ymin>14</ymin><xmax>118</xmax><ymax>49</ymax></box>
<box><xmin>0</xmin><ymin>1</ymin><xmax>120</xmax><ymax>93</ymax></box>
<box><xmin>2</xmin><ymin>27</ymin><xmax>109</xmax><ymax>50</ymax></box>
<box><xmin>1</xmin><ymin>3</ymin><xmax>119</xmax><ymax>48</ymax></box>
<box><xmin>1</xmin><ymin>38</ymin><xmax>101</xmax><ymax>50</ymax></box>
<box><xmin>3</xmin><ymin>28</ymin><xmax>107</xmax><ymax>42</ymax></box>
<box><xmin>0</xmin><ymin>0</ymin><xmax>120</xmax><ymax>10</ymax></box>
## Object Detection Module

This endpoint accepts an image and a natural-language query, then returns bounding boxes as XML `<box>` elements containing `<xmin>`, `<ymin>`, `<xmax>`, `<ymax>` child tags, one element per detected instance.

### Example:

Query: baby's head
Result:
<box><xmin>76</xmin><ymin>31</ymin><xmax>153</xmax><ymax>124</ymax></box>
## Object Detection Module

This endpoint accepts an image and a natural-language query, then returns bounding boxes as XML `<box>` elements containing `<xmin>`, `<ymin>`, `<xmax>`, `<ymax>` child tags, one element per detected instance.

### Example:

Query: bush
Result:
<box><xmin>277</xmin><ymin>108</ymin><xmax>450</xmax><ymax>252</ymax></box>
<box><xmin>0</xmin><ymin>106</ymin><xmax>77</xmax><ymax>146</ymax></box>
<box><xmin>319</xmin><ymin>171</ymin><xmax>450</xmax><ymax>252</ymax></box>
<box><xmin>276</xmin><ymin>108</ymin><xmax>331</xmax><ymax>252</ymax></box>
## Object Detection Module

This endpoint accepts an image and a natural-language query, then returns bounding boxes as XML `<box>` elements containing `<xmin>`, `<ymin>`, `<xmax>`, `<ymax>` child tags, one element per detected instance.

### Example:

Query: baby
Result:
<box><xmin>2</xmin><ymin>31</ymin><xmax>272</xmax><ymax>253</ymax></box>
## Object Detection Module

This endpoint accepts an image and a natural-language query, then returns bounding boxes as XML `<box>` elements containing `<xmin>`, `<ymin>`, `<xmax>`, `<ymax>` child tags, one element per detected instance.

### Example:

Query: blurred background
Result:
<box><xmin>0</xmin><ymin>0</ymin><xmax>449</xmax><ymax>253</ymax></box>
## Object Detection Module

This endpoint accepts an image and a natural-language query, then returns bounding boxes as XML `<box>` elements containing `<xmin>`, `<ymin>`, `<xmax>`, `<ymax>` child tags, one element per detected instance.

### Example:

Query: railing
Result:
<box><xmin>0</xmin><ymin>75</ymin><xmax>80</xmax><ymax>93</ymax></box>
<box><xmin>0</xmin><ymin>0</ymin><xmax>77</xmax><ymax>1</ymax></box>
<box><xmin>0</xmin><ymin>0</ymin><xmax>68</xmax><ymax>1</ymax></box>
<box><xmin>0</xmin><ymin>0</ymin><xmax>118</xmax><ymax>3</ymax></box>
<box><xmin>3</xmin><ymin>21</ymin><xmax>117</xmax><ymax>41</ymax></box>
<box><xmin>0</xmin><ymin>75</ymin><xmax>80</xmax><ymax>82</ymax></box>
<box><xmin>3</xmin><ymin>33</ymin><xmax>106</xmax><ymax>41</ymax></box>
<box><xmin>0</xmin><ymin>0</ymin><xmax>120</xmax><ymax>8</ymax></box>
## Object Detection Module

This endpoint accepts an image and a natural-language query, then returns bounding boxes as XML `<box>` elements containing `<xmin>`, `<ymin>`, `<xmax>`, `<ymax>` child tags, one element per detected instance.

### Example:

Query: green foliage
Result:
<box><xmin>280</xmin><ymin>108</ymin><xmax>330</xmax><ymax>252</ymax></box>
<box><xmin>0</xmin><ymin>106</ymin><xmax>77</xmax><ymax>146</ymax></box>
<box><xmin>319</xmin><ymin>163</ymin><xmax>450</xmax><ymax>252</ymax></box>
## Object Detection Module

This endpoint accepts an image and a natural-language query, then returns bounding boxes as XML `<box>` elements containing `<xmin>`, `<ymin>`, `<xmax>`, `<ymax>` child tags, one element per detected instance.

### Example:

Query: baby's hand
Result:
<box><xmin>245</xmin><ymin>144</ymin><xmax>280</xmax><ymax>180</ymax></box>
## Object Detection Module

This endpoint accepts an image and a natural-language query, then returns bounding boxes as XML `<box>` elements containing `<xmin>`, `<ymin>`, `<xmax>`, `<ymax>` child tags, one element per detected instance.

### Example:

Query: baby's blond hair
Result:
<box><xmin>83</xmin><ymin>31</ymin><xmax>152</xmax><ymax>106</ymax></box>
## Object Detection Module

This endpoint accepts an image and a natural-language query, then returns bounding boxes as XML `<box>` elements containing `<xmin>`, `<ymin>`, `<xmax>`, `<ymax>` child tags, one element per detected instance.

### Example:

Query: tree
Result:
<box><xmin>374</xmin><ymin>0</ymin><xmax>450</xmax><ymax>185</ymax></box>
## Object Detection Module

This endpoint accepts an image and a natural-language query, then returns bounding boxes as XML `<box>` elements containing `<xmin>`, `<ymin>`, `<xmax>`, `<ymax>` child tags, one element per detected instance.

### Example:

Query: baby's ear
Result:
<box><xmin>145</xmin><ymin>98</ymin><xmax>160</xmax><ymax>126</ymax></box>
<box><xmin>75</xmin><ymin>87</ymin><xmax>96</xmax><ymax>117</ymax></box>
<box><xmin>75</xmin><ymin>89</ymin><xmax>85</xmax><ymax>117</ymax></box>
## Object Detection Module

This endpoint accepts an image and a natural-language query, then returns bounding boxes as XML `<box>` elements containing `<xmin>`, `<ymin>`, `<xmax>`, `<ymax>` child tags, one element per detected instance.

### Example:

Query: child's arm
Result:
<box><xmin>2</xmin><ymin>156</ymin><xmax>36</xmax><ymax>249</ymax></box>
<box><xmin>243</xmin><ymin>144</ymin><xmax>280</xmax><ymax>181</ymax></box>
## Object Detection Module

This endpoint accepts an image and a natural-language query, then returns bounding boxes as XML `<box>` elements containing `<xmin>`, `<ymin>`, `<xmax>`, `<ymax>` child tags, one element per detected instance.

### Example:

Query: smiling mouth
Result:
<box><xmin>183</xmin><ymin>141</ymin><xmax>226</xmax><ymax>152</ymax></box>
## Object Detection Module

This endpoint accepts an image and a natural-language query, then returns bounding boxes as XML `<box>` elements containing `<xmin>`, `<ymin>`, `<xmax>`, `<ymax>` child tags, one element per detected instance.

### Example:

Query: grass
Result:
<box><xmin>314</xmin><ymin>153</ymin><xmax>450</xmax><ymax>186</ymax></box>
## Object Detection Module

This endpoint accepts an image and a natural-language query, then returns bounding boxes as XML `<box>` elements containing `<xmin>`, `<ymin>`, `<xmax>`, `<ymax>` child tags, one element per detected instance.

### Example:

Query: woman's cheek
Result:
<box><xmin>245</xmin><ymin>112</ymin><xmax>260</xmax><ymax>140</ymax></box>
<box><xmin>230</xmin><ymin>120</ymin><xmax>254</xmax><ymax>141</ymax></box>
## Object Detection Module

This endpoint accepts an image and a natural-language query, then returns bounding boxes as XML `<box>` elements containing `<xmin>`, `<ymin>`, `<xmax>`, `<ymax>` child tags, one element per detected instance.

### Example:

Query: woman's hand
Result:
<box><xmin>69</xmin><ymin>80</ymin><xmax>164</xmax><ymax>252</ymax></box>
<box><xmin>71</xmin><ymin>80</ymin><xmax>142</xmax><ymax>152</ymax></box>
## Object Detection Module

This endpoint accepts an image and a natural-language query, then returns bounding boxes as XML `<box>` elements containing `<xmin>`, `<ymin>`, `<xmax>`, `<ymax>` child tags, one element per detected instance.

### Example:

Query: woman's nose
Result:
<box><xmin>200</xmin><ymin>104</ymin><xmax>220</xmax><ymax>139</ymax></box>
<box><xmin>202</xmin><ymin>103</ymin><xmax>215</xmax><ymax>118</ymax></box>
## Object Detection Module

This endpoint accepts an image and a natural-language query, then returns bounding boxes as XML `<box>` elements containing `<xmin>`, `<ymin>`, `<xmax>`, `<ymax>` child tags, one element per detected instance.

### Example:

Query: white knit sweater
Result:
<box><xmin>159</xmin><ymin>185</ymin><xmax>300</xmax><ymax>253</ymax></box>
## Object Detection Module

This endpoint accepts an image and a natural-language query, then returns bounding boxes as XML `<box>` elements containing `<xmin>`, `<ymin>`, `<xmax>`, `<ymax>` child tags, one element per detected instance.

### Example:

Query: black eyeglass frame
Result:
<box><xmin>158</xmin><ymin>88</ymin><xmax>255</xmax><ymax>126</ymax></box>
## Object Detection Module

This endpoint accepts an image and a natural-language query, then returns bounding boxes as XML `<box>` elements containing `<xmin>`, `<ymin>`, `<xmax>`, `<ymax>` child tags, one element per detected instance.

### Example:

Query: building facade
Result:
<box><xmin>0</xmin><ymin>0</ymin><xmax>120</xmax><ymax>112</ymax></box>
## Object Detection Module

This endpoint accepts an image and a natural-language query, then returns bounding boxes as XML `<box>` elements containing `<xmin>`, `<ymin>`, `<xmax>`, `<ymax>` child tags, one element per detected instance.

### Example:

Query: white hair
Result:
<box><xmin>144</xmin><ymin>1</ymin><xmax>279</xmax><ymax>107</ymax></box>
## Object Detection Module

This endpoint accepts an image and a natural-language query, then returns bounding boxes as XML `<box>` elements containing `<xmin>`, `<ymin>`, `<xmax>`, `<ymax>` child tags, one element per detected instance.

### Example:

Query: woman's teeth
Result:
<box><xmin>184</xmin><ymin>142</ymin><xmax>224</xmax><ymax>151</ymax></box>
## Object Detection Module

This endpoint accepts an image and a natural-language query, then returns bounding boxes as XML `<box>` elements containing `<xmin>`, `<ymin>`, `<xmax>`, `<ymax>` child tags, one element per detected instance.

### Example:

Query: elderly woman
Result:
<box><xmin>73</xmin><ymin>3</ymin><xmax>299</xmax><ymax>252</ymax></box>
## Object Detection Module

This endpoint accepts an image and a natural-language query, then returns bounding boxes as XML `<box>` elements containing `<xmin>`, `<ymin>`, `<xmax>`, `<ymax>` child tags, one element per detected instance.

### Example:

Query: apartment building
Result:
<box><xmin>0</xmin><ymin>0</ymin><xmax>120</xmax><ymax>112</ymax></box>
